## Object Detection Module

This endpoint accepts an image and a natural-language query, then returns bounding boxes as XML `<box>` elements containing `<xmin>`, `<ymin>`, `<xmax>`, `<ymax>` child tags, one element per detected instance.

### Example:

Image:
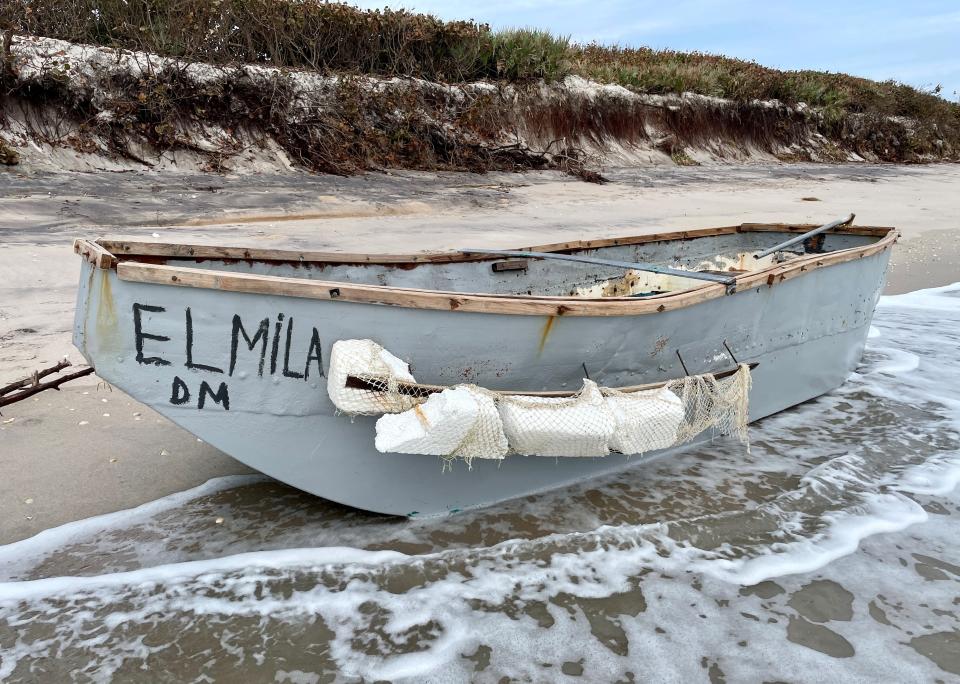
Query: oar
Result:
<box><xmin>753</xmin><ymin>214</ymin><xmax>855</xmax><ymax>260</ymax></box>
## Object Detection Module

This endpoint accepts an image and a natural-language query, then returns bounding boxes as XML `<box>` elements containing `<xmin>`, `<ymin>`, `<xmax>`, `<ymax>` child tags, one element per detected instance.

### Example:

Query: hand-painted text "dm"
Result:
<box><xmin>132</xmin><ymin>303</ymin><xmax>324</xmax><ymax>410</ymax></box>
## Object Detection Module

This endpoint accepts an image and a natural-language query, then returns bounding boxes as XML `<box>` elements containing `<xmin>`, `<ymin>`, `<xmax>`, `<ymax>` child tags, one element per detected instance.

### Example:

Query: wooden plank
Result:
<box><xmin>73</xmin><ymin>238</ymin><xmax>117</xmax><ymax>269</ymax></box>
<box><xmin>515</xmin><ymin>225</ymin><xmax>744</xmax><ymax>253</ymax></box>
<box><xmin>739</xmin><ymin>223</ymin><xmax>892</xmax><ymax>237</ymax></box>
<box><xmin>96</xmin><ymin>223</ymin><xmax>893</xmax><ymax>265</ymax></box>
<box><xmin>491</xmin><ymin>259</ymin><xmax>529</xmax><ymax>272</ymax></box>
<box><xmin>115</xmin><ymin>227</ymin><xmax>897</xmax><ymax>317</ymax></box>
<box><xmin>117</xmin><ymin>262</ymin><xmax>728</xmax><ymax>316</ymax></box>
<box><xmin>99</xmin><ymin>240</ymin><xmax>466</xmax><ymax>264</ymax></box>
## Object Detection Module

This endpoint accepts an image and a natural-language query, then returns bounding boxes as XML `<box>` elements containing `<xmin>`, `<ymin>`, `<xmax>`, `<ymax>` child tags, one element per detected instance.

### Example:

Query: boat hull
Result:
<box><xmin>73</xmin><ymin>248</ymin><xmax>890</xmax><ymax>516</ymax></box>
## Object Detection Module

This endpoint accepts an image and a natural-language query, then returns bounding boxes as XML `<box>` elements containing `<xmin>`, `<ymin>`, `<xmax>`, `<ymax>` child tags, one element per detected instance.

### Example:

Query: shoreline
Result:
<box><xmin>1</xmin><ymin>162</ymin><xmax>959</xmax><ymax>541</ymax></box>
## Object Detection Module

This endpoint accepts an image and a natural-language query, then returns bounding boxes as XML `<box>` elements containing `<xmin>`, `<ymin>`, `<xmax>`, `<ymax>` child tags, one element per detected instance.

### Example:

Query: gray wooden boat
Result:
<box><xmin>72</xmin><ymin>217</ymin><xmax>897</xmax><ymax>516</ymax></box>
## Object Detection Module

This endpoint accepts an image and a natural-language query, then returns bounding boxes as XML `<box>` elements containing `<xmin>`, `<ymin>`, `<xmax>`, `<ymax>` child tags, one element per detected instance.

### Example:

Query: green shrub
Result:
<box><xmin>486</xmin><ymin>29</ymin><xmax>570</xmax><ymax>81</ymax></box>
<box><xmin>3</xmin><ymin>0</ymin><xmax>958</xmax><ymax>163</ymax></box>
<box><xmin>5</xmin><ymin>0</ymin><xmax>958</xmax><ymax>128</ymax></box>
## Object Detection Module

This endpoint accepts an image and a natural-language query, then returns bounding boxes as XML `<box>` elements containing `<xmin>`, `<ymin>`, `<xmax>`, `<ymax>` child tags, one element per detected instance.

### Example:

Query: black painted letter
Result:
<box><xmin>229</xmin><ymin>315</ymin><xmax>269</xmax><ymax>376</ymax></box>
<box><xmin>269</xmin><ymin>313</ymin><xmax>285</xmax><ymax>375</ymax></box>
<box><xmin>282</xmin><ymin>317</ymin><xmax>305</xmax><ymax>379</ymax></box>
<box><xmin>170</xmin><ymin>376</ymin><xmax>191</xmax><ymax>405</ymax></box>
<box><xmin>304</xmin><ymin>327</ymin><xmax>324</xmax><ymax>380</ymax></box>
<box><xmin>133</xmin><ymin>303</ymin><xmax>171</xmax><ymax>366</ymax></box>
<box><xmin>198</xmin><ymin>381</ymin><xmax>230</xmax><ymax>410</ymax></box>
<box><xmin>185</xmin><ymin>308</ymin><xmax>223</xmax><ymax>374</ymax></box>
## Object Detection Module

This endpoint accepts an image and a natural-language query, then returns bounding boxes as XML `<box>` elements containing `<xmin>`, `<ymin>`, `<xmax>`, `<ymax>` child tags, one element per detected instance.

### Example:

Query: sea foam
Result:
<box><xmin>2</xmin><ymin>283</ymin><xmax>960</xmax><ymax>681</ymax></box>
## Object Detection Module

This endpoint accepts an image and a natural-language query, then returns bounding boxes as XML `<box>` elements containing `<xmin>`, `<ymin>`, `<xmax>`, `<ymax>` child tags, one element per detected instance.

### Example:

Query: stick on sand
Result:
<box><xmin>0</xmin><ymin>362</ymin><xmax>95</xmax><ymax>408</ymax></box>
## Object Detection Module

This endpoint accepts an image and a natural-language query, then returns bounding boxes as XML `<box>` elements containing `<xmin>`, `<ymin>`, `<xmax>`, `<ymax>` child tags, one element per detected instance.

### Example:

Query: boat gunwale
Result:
<box><xmin>76</xmin><ymin>224</ymin><xmax>899</xmax><ymax>317</ymax></box>
<box><xmin>93</xmin><ymin>223</ymin><xmax>894</xmax><ymax>265</ymax></box>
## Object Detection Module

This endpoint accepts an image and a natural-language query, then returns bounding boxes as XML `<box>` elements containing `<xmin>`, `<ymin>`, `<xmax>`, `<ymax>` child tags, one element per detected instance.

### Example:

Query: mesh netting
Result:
<box><xmin>498</xmin><ymin>380</ymin><xmax>615</xmax><ymax>457</ymax></box>
<box><xmin>327</xmin><ymin>339</ymin><xmax>420</xmax><ymax>415</ymax></box>
<box><xmin>375</xmin><ymin>385</ymin><xmax>509</xmax><ymax>462</ymax></box>
<box><xmin>328</xmin><ymin>340</ymin><xmax>752</xmax><ymax>465</ymax></box>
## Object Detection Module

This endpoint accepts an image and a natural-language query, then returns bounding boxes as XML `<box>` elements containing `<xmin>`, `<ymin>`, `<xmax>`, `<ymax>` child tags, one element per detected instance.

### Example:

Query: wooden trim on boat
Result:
<box><xmin>735</xmin><ymin>233</ymin><xmax>896</xmax><ymax>290</ymax></box>
<box><xmin>738</xmin><ymin>223</ymin><xmax>891</xmax><ymax>237</ymax></box>
<box><xmin>96</xmin><ymin>222</ymin><xmax>895</xmax><ymax>266</ymax></box>
<box><xmin>114</xmin><ymin>227</ymin><xmax>899</xmax><ymax>316</ymax></box>
<box><xmin>117</xmin><ymin>262</ymin><xmax>729</xmax><ymax>316</ymax></box>
<box><xmin>73</xmin><ymin>238</ymin><xmax>117</xmax><ymax>269</ymax></box>
<box><xmin>100</xmin><ymin>228</ymin><xmax>746</xmax><ymax>263</ymax></box>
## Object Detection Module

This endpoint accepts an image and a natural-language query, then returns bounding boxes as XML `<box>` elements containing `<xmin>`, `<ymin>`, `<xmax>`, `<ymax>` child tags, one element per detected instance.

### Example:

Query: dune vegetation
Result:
<box><xmin>1</xmin><ymin>0</ymin><xmax>957</xmax><ymax>175</ymax></box>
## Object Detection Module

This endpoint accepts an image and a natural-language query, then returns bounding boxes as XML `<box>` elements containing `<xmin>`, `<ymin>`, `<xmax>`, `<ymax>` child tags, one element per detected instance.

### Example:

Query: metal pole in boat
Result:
<box><xmin>753</xmin><ymin>214</ymin><xmax>855</xmax><ymax>260</ymax></box>
<box><xmin>459</xmin><ymin>249</ymin><xmax>739</xmax><ymax>294</ymax></box>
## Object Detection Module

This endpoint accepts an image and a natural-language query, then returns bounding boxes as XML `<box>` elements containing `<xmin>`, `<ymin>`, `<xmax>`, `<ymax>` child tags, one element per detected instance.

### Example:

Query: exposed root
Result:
<box><xmin>1</xmin><ymin>36</ymin><xmax>956</xmax><ymax>179</ymax></box>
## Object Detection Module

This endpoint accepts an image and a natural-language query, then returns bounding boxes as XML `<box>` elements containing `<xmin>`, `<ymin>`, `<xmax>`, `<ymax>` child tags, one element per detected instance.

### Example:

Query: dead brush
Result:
<box><xmin>1</xmin><ymin>49</ymin><xmax>575</xmax><ymax>176</ymax></box>
<box><xmin>518</xmin><ymin>91</ymin><xmax>816</xmax><ymax>163</ymax></box>
<box><xmin>0</xmin><ymin>135</ymin><xmax>18</xmax><ymax>164</ymax></box>
<box><xmin>7</xmin><ymin>0</ymin><xmax>956</xmax><ymax>137</ymax></box>
<box><xmin>2</xmin><ymin>0</ymin><xmax>958</xmax><ymax>172</ymax></box>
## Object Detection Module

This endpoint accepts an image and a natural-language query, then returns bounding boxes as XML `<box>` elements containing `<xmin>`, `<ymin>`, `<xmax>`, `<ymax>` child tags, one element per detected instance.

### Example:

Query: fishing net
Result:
<box><xmin>327</xmin><ymin>339</ymin><xmax>420</xmax><ymax>415</ymax></box>
<box><xmin>328</xmin><ymin>340</ymin><xmax>751</xmax><ymax>465</ymax></box>
<box><xmin>498</xmin><ymin>380</ymin><xmax>616</xmax><ymax>457</ymax></box>
<box><xmin>375</xmin><ymin>385</ymin><xmax>509</xmax><ymax>461</ymax></box>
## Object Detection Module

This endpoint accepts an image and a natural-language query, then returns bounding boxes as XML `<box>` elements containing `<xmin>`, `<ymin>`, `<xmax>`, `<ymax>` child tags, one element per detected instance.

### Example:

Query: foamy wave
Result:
<box><xmin>0</xmin><ymin>442</ymin><xmax>949</xmax><ymax>598</ymax></box>
<box><xmin>888</xmin><ymin>454</ymin><xmax>960</xmax><ymax>496</ymax></box>
<box><xmin>2</xmin><ymin>283</ymin><xmax>960</xmax><ymax>681</ymax></box>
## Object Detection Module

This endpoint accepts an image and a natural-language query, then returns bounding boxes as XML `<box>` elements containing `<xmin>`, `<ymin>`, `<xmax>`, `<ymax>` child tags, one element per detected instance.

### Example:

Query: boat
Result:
<box><xmin>72</xmin><ymin>215</ymin><xmax>897</xmax><ymax>516</ymax></box>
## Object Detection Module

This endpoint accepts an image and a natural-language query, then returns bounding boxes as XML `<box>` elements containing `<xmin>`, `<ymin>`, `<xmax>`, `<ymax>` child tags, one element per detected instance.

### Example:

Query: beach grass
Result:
<box><xmin>2</xmin><ymin>0</ymin><xmax>957</xmax><ymax>172</ymax></box>
<box><xmin>5</xmin><ymin>0</ymin><xmax>956</xmax><ymax>122</ymax></box>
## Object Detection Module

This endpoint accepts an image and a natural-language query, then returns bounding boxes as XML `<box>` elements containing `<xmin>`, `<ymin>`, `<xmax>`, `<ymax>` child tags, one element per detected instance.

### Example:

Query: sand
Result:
<box><xmin>1</xmin><ymin>162</ymin><xmax>958</xmax><ymax>541</ymax></box>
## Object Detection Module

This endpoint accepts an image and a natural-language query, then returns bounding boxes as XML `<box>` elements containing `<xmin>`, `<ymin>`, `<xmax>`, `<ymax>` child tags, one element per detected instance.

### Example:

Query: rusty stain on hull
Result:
<box><xmin>80</xmin><ymin>265</ymin><xmax>97</xmax><ymax>353</ymax></box>
<box><xmin>538</xmin><ymin>315</ymin><xmax>557</xmax><ymax>355</ymax></box>
<box><xmin>413</xmin><ymin>404</ymin><xmax>430</xmax><ymax>429</ymax></box>
<box><xmin>96</xmin><ymin>269</ymin><xmax>117</xmax><ymax>332</ymax></box>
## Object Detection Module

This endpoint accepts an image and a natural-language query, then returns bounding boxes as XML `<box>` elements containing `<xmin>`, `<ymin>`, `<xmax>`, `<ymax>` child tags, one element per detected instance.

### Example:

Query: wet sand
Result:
<box><xmin>1</xmin><ymin>162</ymin><xmax>959</xmax><ymax>680</ymax></box>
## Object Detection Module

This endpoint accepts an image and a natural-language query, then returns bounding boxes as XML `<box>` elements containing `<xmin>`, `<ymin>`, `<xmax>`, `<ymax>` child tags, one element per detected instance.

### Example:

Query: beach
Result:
<box><xmin>1</xmin><ymin>162</ymin><xmax>959</xmax><ymax>681</ymax></box>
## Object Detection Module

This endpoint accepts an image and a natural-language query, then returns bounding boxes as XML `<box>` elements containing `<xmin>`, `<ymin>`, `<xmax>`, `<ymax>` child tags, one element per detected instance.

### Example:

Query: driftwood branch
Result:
<box><xmin>0</xmin><ymin>365</ymin><xmax>96</xmax><ymax>408</ymax></box>
<box><xmin>0</xmin><ymin>359</ymin><xmax>74</xmax><ymax>396</ymax></box>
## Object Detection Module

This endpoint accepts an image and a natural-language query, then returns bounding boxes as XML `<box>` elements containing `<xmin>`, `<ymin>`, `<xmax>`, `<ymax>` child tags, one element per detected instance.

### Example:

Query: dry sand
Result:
<box><xmin>1</xmin><ymin>162</ymin><xmax>958</xmax><ymax>540</ymax></box>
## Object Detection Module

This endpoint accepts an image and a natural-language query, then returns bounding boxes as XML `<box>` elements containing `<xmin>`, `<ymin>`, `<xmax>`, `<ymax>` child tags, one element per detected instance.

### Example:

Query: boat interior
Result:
<box><xmin>88</xmin><ymin>223</ymin><xmax>895</xmax><ymax>300</ymax></box>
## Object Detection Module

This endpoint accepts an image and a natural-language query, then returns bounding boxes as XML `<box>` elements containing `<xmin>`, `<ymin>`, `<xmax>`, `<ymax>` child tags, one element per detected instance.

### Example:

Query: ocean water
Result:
<box><xmin>1</xmin><ymin>284</ymin><xmax>959</xmax><ymax>682</ymax></box>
